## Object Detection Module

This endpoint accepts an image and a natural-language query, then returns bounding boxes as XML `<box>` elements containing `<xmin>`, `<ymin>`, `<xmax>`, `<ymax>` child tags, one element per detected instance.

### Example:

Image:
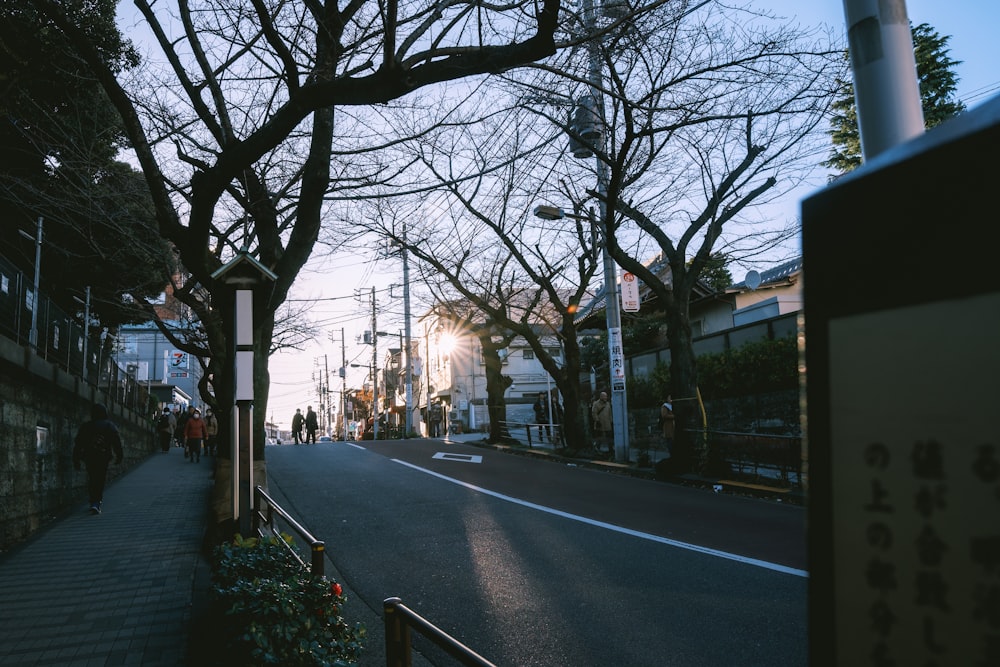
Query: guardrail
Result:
<box><xmin>252</xmin><ymin>485</ymin><xmax>325</xmax><ymax>577</ymax></box>
<box><xmin>383</xmin><ymin>597</ymin><xmax>496</xmax><ymax>667</ymax></box>
<box><xmin>702</xmin><ymin>430</ymin><xmax>802</xmax><ymax>484</ymax></box>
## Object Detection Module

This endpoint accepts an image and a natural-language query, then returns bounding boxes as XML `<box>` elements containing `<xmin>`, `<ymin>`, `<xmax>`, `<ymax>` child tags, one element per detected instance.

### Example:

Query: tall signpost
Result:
<box><xmin>211</xmin><ymin>251</ymin><xmax>277</xmax><ymax>537</ymax></box>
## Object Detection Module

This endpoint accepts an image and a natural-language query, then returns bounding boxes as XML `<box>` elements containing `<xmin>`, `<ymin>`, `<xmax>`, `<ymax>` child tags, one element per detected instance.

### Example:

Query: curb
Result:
<box><xmin>460</xmin><ymin>437</ymin><xmax>804</xmax><ymax>504</ymax></box>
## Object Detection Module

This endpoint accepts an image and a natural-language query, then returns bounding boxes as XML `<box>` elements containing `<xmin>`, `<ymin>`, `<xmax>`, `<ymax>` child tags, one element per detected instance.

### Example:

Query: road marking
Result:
<box><xmin>433</xmin><ymin>452</ymin><xmax>483</xmax><ymax>463</ymax></box>
<box><xmin>392</xmin><ymin>458</ymin><xmax>808</xmax><ymax>579</ymax></box>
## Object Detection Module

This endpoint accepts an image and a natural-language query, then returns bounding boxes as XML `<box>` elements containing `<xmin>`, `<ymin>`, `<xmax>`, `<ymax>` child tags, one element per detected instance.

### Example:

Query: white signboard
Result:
<box><xmin>167</xmin><ymin>349</ymin><xmax>189</xmax><ymax>379</ymax></box>
<box><xmin>607</xmin><ymin>327</ymin><xmax>626</xmax><ymax>392</ymax></box>
<box><xmin>828</xmin><ymin>293</ymin><xmax>999</xmax><ymax>666</ymax></box>
<box><xmin>621</xmin><ymin>271</ymin><xmax>640</xmax><ymax>312</ymax></box>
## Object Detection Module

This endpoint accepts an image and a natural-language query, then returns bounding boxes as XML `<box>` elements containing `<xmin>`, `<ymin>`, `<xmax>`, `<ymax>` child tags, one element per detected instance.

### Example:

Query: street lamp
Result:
<box><xmin>533</xmin><ymin>204</ymin><xmax>630</xmax><ymax>461</ymax></box>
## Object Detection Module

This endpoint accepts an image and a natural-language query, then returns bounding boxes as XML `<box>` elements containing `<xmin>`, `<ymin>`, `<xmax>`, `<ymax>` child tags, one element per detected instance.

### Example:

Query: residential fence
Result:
<box><xmin>0</xmin><ymin>253</ymin><xmax>154</xmax><ymax>413</ymax></box>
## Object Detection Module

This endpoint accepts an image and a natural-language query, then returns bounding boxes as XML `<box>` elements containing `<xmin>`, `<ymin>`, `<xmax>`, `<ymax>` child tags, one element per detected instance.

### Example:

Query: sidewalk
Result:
<box><xmin>0</xmin><ymin>447</ymin><xmax>213</xmax><ymax>666</ymax></box>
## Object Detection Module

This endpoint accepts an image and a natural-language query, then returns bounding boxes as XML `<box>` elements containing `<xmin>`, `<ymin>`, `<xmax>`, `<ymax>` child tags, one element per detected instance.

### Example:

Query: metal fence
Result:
<box><xmin>383</xmin><ymin>597</ymin><xmax>496</xmax><ymax>667</ymax></box>
<box><xmin>0</xmin><ymin>253</ymin><xmax>154</xmax><ymax>413</ymax></box>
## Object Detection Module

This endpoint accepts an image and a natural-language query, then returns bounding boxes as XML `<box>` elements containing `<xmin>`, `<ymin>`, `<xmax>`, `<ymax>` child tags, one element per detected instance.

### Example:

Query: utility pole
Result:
<box><xmin>402</xmin><ymin>224</ymin><xmax>413</xmax><ymax>437</ymax></box>
<box><xmin>582</xmin><ymin>0</ymin><xmax>629</xmax><ymax>461</ymax></box>
<box><xmin>324</xmin><ymin>354</ymin><xmax>330</xmax><ymax>435</ymax></box>
<box><xmin>371</xmin><ymin>286</ymin><xmax>380</xmax><ymax>439</ymax></box>
<box><xmin>341</xmin><ymin>327</ymin><xmax>348</xmax><ymax>440</ymax></box>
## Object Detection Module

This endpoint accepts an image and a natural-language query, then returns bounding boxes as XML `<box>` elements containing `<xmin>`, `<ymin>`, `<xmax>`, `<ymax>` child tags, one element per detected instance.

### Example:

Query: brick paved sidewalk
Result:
<box><xmin>0</xmin><ymin>448</ymin><xmax>212</xmax><ymax>666</ymax></box>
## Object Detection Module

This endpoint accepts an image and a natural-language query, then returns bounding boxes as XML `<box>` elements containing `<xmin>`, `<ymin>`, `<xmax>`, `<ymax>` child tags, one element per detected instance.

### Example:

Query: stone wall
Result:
<box><xmin>0</xmin><ymin>336</ymin><xmax>157</xmax><ymax>551</ymax></box>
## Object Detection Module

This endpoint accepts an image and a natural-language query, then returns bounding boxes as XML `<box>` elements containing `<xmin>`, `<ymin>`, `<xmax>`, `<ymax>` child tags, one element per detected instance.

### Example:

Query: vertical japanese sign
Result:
<box><xmin>607</xmin><ymin>327</ymin><xmax>625</xmax><ymax>392</ymax></box>
<box><xmin>621</xmin><ymin>271</ymin><xmax>640</xmax><ymax>312</ymax></box>
<box><xmin>829</xmin><ymin>293</ymin><xmax>1000</xmax><ymax>666</ymax></box>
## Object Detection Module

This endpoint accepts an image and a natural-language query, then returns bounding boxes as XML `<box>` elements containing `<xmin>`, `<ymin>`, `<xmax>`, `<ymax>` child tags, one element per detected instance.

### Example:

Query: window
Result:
<box><xmin>523</xmin><ymin>349</ymin><xmax>534</xmax><ymax>360</ymax></box>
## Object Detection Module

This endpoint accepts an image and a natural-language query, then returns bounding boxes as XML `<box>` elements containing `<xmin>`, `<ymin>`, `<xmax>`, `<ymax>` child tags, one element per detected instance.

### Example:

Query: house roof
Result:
<box><xmin>728</xmin><ymin>257</ymin><xmax>802</xmax><ymax>292</ymax></box>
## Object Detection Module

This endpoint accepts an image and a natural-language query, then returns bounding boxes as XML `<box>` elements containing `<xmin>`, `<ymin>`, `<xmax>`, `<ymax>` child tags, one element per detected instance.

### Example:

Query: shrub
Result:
<box><xmin>211</xmin><ymin>534</ymin><xmax>366</xmax><ymax>666</ymax></box>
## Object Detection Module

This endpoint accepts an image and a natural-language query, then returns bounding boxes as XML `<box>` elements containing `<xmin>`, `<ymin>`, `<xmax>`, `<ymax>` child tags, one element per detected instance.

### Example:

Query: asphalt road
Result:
<box><xmin>264</xmin><ymin>439</ymin><xmax>808</xmax><ymax>666</ymax></box>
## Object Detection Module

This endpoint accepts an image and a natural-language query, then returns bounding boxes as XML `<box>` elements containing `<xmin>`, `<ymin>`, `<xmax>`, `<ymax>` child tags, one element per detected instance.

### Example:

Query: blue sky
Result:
<box><xmin>766</xmin><ymin>0</ymin><xmax>1000</xmax><ymax>109</ymax></box>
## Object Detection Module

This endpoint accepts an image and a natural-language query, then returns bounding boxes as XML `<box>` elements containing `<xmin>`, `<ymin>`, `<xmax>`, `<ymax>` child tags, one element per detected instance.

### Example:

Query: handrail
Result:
<box><xmin>383</xmin><ymin>597</ymin><xmax>496</xmax><ymax>667</ymax></box>
<box><xmin>253</xmin><ymin>485</ymin><xmax>325</xmax><ymax>577</ymax></box>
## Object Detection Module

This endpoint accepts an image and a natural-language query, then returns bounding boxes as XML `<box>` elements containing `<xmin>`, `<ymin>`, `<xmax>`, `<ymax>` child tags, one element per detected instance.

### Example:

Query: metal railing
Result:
<box><xmin>253</xmin><ymin>485</ymin><xmax>325</xmax><ymax>577</ymax></box>
<box><xmin>0</xmin><ymin>253</ymin><xmax>155</xmax><ymax>413</ymax></box>
<box><xmin>702</xmin><ymin>429</ymin><xmax>803</xmax><ymax>484</ymax></box>
<box><xmin>383</xmin><ymin>597</ymin><xmax>496</xmax><ymax>667</ymax></box>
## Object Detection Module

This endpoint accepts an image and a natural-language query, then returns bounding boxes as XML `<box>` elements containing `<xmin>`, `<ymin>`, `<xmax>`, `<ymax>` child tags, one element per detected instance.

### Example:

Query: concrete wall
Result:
<box><xmin>0</xmin><ymin>336</ymin><xmax>157</xmax><ymax>551</ymax></box>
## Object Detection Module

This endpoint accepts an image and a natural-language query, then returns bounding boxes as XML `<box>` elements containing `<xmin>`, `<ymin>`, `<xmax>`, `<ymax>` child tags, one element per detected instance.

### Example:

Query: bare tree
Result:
<box><xmin>355</xmin><ymin>121</ymin><xmax>604</xmax><ymax>448</ymax></box>
<box><xmin>506</xmin><ymin>0</ymin><xmax>842</xmax><ymax>473</ymax></box>
<box><xmin>29</xmin><ymin>0</ymin><xmax>562</xmax><ymax>480</ymax></box>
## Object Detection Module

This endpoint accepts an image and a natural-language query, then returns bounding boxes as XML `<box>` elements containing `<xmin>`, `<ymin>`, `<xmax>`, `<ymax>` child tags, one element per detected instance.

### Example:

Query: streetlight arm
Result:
<box><xmin>533</xmin><ymin>205</ymin><xmax>589</xmax><ymax>222</ymax></box>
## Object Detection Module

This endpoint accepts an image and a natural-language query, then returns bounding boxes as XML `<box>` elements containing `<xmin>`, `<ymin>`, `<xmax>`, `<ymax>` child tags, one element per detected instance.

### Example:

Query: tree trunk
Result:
<box><xmin>664</xmin><ymin>300</ymin><xmax>706</xmax><ymax>475</ymax></box>
<box><xmin>479</xmin><ymin>338</ymin><xmax>511</xmax><ymax>442</ymax></box>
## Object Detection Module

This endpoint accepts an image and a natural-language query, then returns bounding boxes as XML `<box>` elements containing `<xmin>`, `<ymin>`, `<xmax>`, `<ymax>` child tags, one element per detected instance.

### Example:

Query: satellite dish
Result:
<box><xmin>745</xmin><ymin>270</ymin><xmax>761</xmax><ymax>291</ymax></box>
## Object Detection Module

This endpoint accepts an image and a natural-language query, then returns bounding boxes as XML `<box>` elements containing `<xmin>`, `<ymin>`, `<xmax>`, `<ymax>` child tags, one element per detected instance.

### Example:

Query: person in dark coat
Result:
<box><xmin>291</xmin><ymin>408</ymin><xmax>304</xmax><ymax>444</ymax></box>
<box><xmin>532</xmin><ymin>393</ymin><xmax>550</xmax><ymax>442</ymax></box>
<box><xmin>305</xmin><ymin>406</ymin><xmax>319</xmax><ymax>443</ymax></box>
<box><xmin>73</xmin><ymin>403</ymin><xmax>124</xmax><ymax>514</ymax></box>
<box><xmin>155</xmin><ymin>407</ymin><xmax>176</xmax><ymax>453</ymax></box>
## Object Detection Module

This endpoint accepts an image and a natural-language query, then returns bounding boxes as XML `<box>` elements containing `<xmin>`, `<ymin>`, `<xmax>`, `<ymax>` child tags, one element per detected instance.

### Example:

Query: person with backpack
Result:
<box><xmin>184</xmin><ymin>408</ymin><xmax>208</xmax><ymax>463</ymax></box>
<box><xmin>73</xmin><ymin>403</ymin><xmax>124</xmax><ymax>515</ymax></box>
<box><xmin>156</xmin><ymin>407</ymin><xmax>176</xmax><ymax>453</ymax></box>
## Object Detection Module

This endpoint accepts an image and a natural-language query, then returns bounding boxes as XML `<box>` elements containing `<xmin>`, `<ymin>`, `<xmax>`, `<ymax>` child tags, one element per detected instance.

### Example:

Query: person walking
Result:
<box><xmin>532</xmin><ymin>393</ymin><xmax>550</xmax><ymax>442</ymax></box>
<box><xmin>203</xmin><ymin>407</ymin><xmax>219</xmax><ymax>456</ymax></box>
<box><xmin>155</xmin><ymin>407</ymin><xmax>176</xmax><ymax>453</ymax></box>
<box><xmin>549</xmin><ymin>388</ymin><xmax>565</xmax><ymax>447</ymax></box>
<box><xmin>429</xmin><ymin>401</ymin><xmax>443</xmax><ymax>438</ymax></box>
<box><xmin>291</xmin><ymin>408</ymin><xmax>304</xmax><ymax>444</ymax></box>
<box><xmin>176</xmin><ymin>405</ymin><xmax>195</xmax><ymax>454</ymax></box>
<box><xmin>184</xmin><ymin>408</ymin><xmax>208</xmax><ymax>463</ymax></box>
<box><xmin>73</xmin><ymin>403</ymin><xmax>124</xmax><ymax>514</ymax></box>
<box><xmin>591</xmin><ymin>391</ymin><xmax>613</xmax><ymax>455</ymax></box>
<box><xmin>304</xmin><ymin>406</ymin><xmax>318</xmax><ymax>444</ymax></box>
<box><xmin>659</xmin><ymin>396</ymin><xmax>675</xmax><ymax>454</ymax></box>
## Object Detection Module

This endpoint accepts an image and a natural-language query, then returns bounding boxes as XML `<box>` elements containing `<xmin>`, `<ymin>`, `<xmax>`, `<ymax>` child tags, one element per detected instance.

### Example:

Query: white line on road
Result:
<box><xmin>392</xmin><ymin>458</ymin><xmax>808</xmax><ymax>578</ymax></box>
<box><xmin>432</xmin><ymin>452</ymin><xmax>483</xmax><ymax>463</ymax></box>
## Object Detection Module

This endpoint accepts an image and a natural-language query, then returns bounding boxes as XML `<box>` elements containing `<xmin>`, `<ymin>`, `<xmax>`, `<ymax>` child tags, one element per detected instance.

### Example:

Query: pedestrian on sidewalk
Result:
<box><xmin>177</xmin><ymin>405</ymin><xmax>195</xmax><ymax>454</ymax></box>
<box><xmin>73</xmin><ymin>403</ymin><xmax>123</xmax><ymax>514</ymax></box>
<box><xmin>291</xmin><ymin>408</ymin><xmax>304</xmax><ymax>444</ymax></box>
<box><xmin>591</xmin><ymin>390</ymin><xmax>613</xmax><ymax>455</ymax></box>
<box><xmin>184</xmin><ymin>408</ymin><xmax>208</xmax><ymax>463</ymax></box>
<box><xmin>204</xmin><ymin>407</ymin><xmax>219</xmax><ymax>456</ymax></box>
<box><xmin>532</xmin><ymin>393</ymin><xmax>550</xmax><ymax>442</ymax></box>
<box><xmin>305</xmin><ymin>406</ymin><xmax>318</xmax><ymax>444</ymax></box>
<box><xmin>155</xmin><ymin>407</ymin><xmax>176</xmax><ymax>453</ymax></box>
<box><xmin>659</xmin><ymin>396</ymin><xmax>675</xmax><ymax>453</ymax></box>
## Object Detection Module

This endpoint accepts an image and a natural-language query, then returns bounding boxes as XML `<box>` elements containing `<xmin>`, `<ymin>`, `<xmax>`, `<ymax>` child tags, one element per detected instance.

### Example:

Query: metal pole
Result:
<box><xmin>17</xmin><ymin>217</ymin><xmax>44</xmax><ymax>351</ymax></box>
<box><xmin>324</xmin><ymin>354</ymin><xmax>330</xmax><ymax>435</ymax></box>
<box><xmin>842</xmin><ymin>0</ymin><xmax>924</xmax><ymax>160</ymax></box>
<box><xmin>82</xmin><ymin>286</ymin><xmax>90</xmax><ymax>383</ymax></box>
<box><xmin>583</xmin><ymin>0</ymin><xmax>629</xmax><ymax>462</ymax></box>
<box><xmin>402</xmin><ymin>224</ymin><xmax>413</xmax><ymax>437</ymax></box>
<box><xmin>341</xmin><ymin>328</ymin><xmax>348</xmax><ymax>441</ymax></box>
<box><xmin>372</xmin><ymin>286</ymin><xmax>380</xmax><ymax>439</ymax></box>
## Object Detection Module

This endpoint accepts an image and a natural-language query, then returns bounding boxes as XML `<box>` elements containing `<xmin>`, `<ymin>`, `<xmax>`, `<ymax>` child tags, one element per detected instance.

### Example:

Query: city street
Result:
<box><xmin>264</xmin><ymin>439</ymin><xmax>808</xmax><ymax>666</ymax></box>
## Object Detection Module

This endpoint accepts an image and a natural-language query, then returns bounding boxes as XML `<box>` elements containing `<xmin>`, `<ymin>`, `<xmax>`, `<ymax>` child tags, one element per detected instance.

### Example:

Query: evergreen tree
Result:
<box><xmin>824</xmin><ymin>23</ymin><xmax>966</xmax><ymax>173</ymax></box>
